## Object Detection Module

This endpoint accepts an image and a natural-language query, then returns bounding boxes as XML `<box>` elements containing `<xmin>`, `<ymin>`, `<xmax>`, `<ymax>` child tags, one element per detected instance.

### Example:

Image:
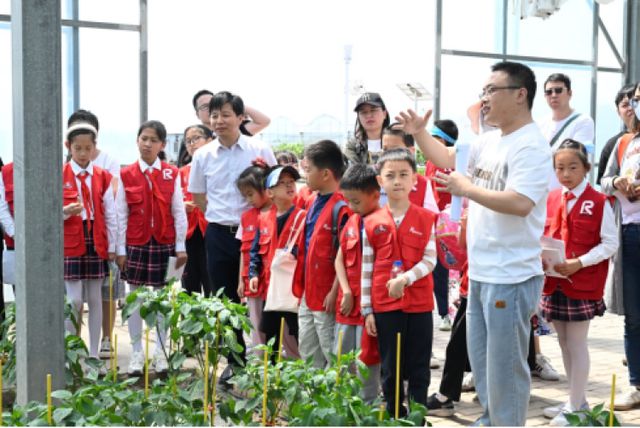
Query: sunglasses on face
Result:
<box><xmin>544</xmin><ymin>87</ymin><xmax>566</xmax><ymax>96</ymax></box>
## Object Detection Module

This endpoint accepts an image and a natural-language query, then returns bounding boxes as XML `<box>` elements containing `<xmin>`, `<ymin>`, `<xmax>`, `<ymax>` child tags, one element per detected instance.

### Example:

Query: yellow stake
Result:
<box><xmin>204</xmin><ymin>340</ymin><xmax>209</xmax><ymax>422</ymax></box>
<box><xmin>211</xmin><ymin>315</ymin><xmax>221</xmax><ymax>426</ymax></box>
<box><xmin>261</xmin><ymin>350</ymin><xmax>269</xmax><ymax>426</ymax></box>
<box><xmin>336</xmin><ymin>330</ymin><xmax>344</xmax><ymax>385</ymax></box>
<box><xmin>379</xmin><ymin>404</ymin><xmax>384</xmax><ymax>422</ymax></box>
<box><xmin>277</xmin><ymin>317</ymin><xmax>285</xmax><ymax>363</ymax></box>
<box><xmin>46</xmin><ymin>374</ymin><xmax>52</xmax><ymax>425</ymax></box>
<box><xmin>112</xmin><ymin>334</ymin><xmax>118</xmax><ymax>383</ymax></box>
<box><xmin>0</xmin><ymin>359</ymin><xmax>3</xmax><ymax>426</ymax></box>
<box><xmin>109</xmin><ymin>269</ymin><xmax>113</xmax><ymax>371</ymax></box>
<box><xmin>144</xmin><ymin>329</ymin><xmax>150</xmax><ymax>398</ymax></box>
<box><xmin>395</xmin><ymin>332</ymin><xmax>401</xmax><ymax>420</ymax></box>
<box><xmin>610</xmin><ymin>373</ymin><xmax>616</xmax><ymax>427</ymax></box>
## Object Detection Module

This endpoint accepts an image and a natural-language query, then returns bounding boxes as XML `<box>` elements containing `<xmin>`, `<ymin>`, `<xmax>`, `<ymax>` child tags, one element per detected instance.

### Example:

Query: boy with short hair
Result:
<box><xmin>294</xmin><ymin>140</ymin><xmax>350</xmax><ymax>368</ymax></box>
<box><xmin>334</xmin><ymin>164</ymin><xmax>382</xmax><ymax>402</ymax></box>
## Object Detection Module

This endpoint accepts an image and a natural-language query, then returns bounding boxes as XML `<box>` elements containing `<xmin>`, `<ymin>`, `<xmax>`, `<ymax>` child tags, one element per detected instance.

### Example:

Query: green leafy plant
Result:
<box><xmin>273</xmin><ymin>142</ymin><xmax>305</xmax><ymax>158</ymax></box>
<box><xmin>564</xmin><ymin>403</ymin><xmax>620</xmax><ymax>426</ymax></box>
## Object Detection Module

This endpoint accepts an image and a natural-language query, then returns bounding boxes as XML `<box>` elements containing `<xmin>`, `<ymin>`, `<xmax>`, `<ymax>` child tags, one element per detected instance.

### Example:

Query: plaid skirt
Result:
<box><xmin>64</xmin><ymin>225</ymin><xmax>107</xmax><ymax>281</ymax></box>
<box><xmin>122</xmin><ymin>238</ymin><xmax>174</xmax><ymax>287</ymax></box>
<box><xmin>539</xmin><ymin>290</ymin><xmax>606</xmax><ymax>322</ymax></box>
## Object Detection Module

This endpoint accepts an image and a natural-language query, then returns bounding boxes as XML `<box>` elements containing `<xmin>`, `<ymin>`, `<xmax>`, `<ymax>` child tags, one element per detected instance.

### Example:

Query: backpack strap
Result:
<box><xmin>617</xmin><ymin>133</ymin><xmax>636</xmax><ymax>167</ymax></box>
<box><xmin>549</xmin><ymin>114</ymin><xmax>580</xmax><ymax>147</ymax></box>
<box><xmin>331</xmin><ymin>200</ymin><xmax>348</xmax><ymax>250</ymax></box>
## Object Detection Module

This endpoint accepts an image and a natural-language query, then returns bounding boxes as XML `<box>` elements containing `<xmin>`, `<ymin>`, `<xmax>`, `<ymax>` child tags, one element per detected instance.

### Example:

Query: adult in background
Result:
<box><xmin>597</xmin><ymin>84</ymin><xmax>637</xmax><ymax>185</ymax></box>
<box><xmin>601</xmin><ymin>81</ymin><xmax>640</xmax><ymax>411</ymax></box>
<box><xmin>399</xmin><ymin>61</ymin><xmax>551</xmax><ymax>426</ymax></box>
<box><xmin>188</xmin><ymin>91</ymin><xmax>276</xmax><ymax>387</ymax></box>
<box><xmin>344</xmin><ymin>92</ymin><xmax>390</xmax><ymax>165</ymax></box>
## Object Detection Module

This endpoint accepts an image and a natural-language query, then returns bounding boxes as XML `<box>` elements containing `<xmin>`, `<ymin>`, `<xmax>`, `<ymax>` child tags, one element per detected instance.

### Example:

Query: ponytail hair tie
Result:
<box><xmin>252</xmin><ymin>157</ymin><xmax>268</xmax><ymax>169</ymax></box>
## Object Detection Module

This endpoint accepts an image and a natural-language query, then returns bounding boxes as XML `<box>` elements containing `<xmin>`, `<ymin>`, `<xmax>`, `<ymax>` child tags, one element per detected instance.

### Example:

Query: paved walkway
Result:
<box><xmin>86</xmin><ymin>307</ymin><xmax>639</xmax><ymax>426</ymax></box>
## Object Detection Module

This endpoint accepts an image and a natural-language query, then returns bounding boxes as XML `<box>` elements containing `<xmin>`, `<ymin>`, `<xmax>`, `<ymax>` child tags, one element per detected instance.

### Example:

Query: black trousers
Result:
<box><xmin>260</xmin><ymin>310</ymin><xmax>298</xmax><ymax>363</ymax></box>
<box><xmin>375</xmin><ymin>310</ymin><xmax>432</xmax><ymax>417</ymax></box>
<box><xmin>439</xmin><ymin>297</ymin><xmax>471</xmax><ymax>401</ymax></box>
<box><xmin>527</xmin><ymin>319</ymin><xmax>536</xmax><ymax>370</ymax></box>
<box><xmin>205</xmin><ymin>223</ymin><xmax>246</xmax><ymax>365</ymax></box>
<box><xmin>183</xmin><ymin>228</ymin><xmax>214</xmax><ymax>297</ymax></box>
<box><xmin>432</xmin><ymin>262</ymin><xmax>449</xmax><ymax>318</ymax></box>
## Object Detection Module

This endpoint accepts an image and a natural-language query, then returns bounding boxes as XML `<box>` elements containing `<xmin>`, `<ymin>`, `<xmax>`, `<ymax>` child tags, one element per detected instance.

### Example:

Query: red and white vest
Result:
<box><xmin>543</xmin><ymin>184</ymin><xmax>609</xmax><ymax>300</ymax></box>
<box><xmin>62</xmin><ymin>163</ymin><xmax>112</xmax><ymax>259</ymax></box>
<box><xmin>364</xmin><ymin>204</ymin><xmax>436</xmax><ymax>313</ymax></box>
<box><xmin>239</xmin><ymin>207</ymin><xmax>262</xmax><ymax>298</ymax></box>
<box><xmin>2</xmin><ymin>163</ymin><xmax>14</xmax><ymax>249</ymax></box>
<box><xmin>336</xmin><ymin>214</ymin><xmax>364</xmax><ymax>325</ymax></box>
<box><xmin>120</xmin><ymin>161</ymin><xmax>178</xmax><ymax>246</ymax></box>
<box><xmin>179</xmin><ymin>164</ymin><xmax>207</xmax><ymax>239</ymax></box>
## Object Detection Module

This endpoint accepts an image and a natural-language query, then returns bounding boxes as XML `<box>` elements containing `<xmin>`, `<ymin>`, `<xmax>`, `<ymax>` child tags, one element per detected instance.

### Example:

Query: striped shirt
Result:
<box><xmin>360</xmin><ymin>215</ymin><xmax>436</xmax><ymax>313</ymax></box>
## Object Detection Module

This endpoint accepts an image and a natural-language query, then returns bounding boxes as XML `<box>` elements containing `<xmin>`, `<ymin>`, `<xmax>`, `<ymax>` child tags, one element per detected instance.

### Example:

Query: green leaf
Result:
<box><xmin>564</xmin><ymin>413</ymin><xmax>581</xmax><ymax>425</ymax></box>
<box><xmin>53</xmin><ymin>407</ymin><xmax>74</xmax><ymax>425</ymax></box>
<box><xmin>50</xmin><ymin>389</ymin><xmax>73</xmax><ymax>400</ymax></box>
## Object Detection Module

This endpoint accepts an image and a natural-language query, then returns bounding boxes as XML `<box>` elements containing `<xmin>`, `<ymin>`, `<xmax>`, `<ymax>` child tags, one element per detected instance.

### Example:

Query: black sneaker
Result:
<box><xmin>426</xmin><ymin>393</ymin><xmax>454</xmax><ymax>417</ymax></box>
<box><xmin>217</xmin><ymin>365</ymin><xmax>234</xmax><ymax>391</ymax></box>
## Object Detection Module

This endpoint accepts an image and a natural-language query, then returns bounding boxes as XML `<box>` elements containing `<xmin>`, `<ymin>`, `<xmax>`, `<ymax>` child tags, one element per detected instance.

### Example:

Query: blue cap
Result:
<box><xmin>266</xmin><ymin>165</ymin><xmax>300</xmax><ymax>188</ymax></box>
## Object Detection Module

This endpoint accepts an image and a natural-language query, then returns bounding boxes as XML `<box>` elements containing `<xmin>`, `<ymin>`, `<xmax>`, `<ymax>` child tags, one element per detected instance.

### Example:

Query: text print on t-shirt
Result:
<box><xmin>472</xmin><ymin>160</ymin><xmax>507</xmax><ymax>192</ymax></box>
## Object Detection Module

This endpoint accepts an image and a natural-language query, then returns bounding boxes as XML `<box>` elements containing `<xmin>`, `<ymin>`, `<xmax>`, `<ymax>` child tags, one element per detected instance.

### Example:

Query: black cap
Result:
<box><xmin>354</xmin><ymin>92</ymin><xmax>385</xmax><ymax>112</ymax></box>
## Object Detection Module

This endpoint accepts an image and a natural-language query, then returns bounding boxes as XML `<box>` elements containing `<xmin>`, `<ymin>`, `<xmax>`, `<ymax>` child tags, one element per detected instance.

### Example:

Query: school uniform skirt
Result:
<box><xmin>64</xmin><ymin>223</ymin><xmax>107</xmax><ymax>281</ymax></box>
<box><xmin>122</xmin><ymin>237</ymin><xmax>174</xmax><ymax>288</ymax></box>
<box><xmin>539</xmin><ymin>290</ymin><xmax>606</xmax><ymax>322</ymax></box>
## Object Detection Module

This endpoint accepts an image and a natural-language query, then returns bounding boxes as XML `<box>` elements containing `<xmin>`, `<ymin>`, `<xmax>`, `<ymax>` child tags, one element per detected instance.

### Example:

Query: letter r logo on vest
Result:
<box><xmin>409</xmin><ymin>226</ymin><xmax>423</xmax><ymax>236</ymax></box>
<box><xmin>374</xmin><ymin>225</ymin><xmax>387</xmax><ymax>235</ymax></box>
<box><xmin>162</xmin><ymin>169</ymin><xmax>173</xmax><ymax>180</ymax></box>
<box><xmin>580</xmin><ymin>200</ymin><xmax>594</xmax><ymax>216</ymax></box>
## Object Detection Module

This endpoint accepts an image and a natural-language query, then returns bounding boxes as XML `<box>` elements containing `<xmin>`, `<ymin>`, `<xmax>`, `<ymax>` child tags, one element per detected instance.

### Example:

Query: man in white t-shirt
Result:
<box><xmin>398</xmin><ymin>61</ymin><xmax>551</xmax><ymax>426</ymax></box>
<box><xmin>539</xmin><ymin>73</ymin><xmax>594</xmax><ymax>151</ymax></box>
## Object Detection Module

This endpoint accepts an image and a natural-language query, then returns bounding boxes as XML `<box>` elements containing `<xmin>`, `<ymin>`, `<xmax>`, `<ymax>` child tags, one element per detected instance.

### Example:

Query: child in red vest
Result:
<box><xmin>62</xmin><ymin>122</ymin><xmax>117</xmax><ymax>359</ymax></box>
<box><xmin>540</xmin><ymin>139</ymin><xmax>618</xmax><ymax>425</ymax></box>
<box><xmin>179</xmin><ymin>125</ymin><xmax>214</xmax><ymax>296</ymax></box>
<box><xmin>294</xmin><ymin>140</ymin><xmax>351</xmax><ymax>368</ymax></box>
<box><xmin>115</xmin><ymin>120</ymin><xmax>188</xmax><ymax>375</ymax></box>
<box><xmin>361</xmin><ymin>148</ymin><xmax>437</xmax><ymax>417</ymax></box>
<box><xmin>236</xmin><ymin>160</ymin><xmax>273</xmax><ymax>353</ymax></box>
<box><xmin>0</xmin><ymin>162</ymin><xmax>15</xmax><ymax>287</ymax></box>
<box><xmin>249</xmin><ymin>166</ymin><xmax>305</xmax><ymax>359</ymax></box>
<box><xmin>334</xmin><ymin>164</ymin><xmax>381</xmax><ymax>402</ymax></box>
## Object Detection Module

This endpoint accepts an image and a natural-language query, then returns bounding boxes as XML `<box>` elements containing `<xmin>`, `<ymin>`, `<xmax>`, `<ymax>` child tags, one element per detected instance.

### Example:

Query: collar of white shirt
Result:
<box><xmin>212</xmin><ymin>134</ymin><xmax>248</xmax><ymax>152</ymax></box>
<box><xmin>138</xmin><ymin>158</ymin><xmax>161</xmax><ymax>173</ymax></box>
<box><xmin>71</xmin><ymin>159</ymin><xmax>94</xmax><ymax>176</ymax></box>
<box><xmin>562</xmin><ymin>178</ymin><xmax>587</xmax><ymax>199</ymax></box>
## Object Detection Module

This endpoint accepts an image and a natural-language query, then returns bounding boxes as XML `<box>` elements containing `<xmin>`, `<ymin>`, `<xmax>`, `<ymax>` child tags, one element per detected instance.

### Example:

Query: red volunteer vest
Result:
<box><xmin>364</xmin><ymin>204</ymin><xmax>436</xmax><ymax>313</ymax></box>
<box><xmin>543</xmin><ymin>185</ymin><xmax>609</xmax><ymax>300</ymax></box>
<box><xmin>294</xmin><ymin>185</ymin><xmax>313</xmax><ymax>209</ymax></box>
<box><xmin>425</xmin><ymin>161</ymin><xmax>449</xmax><ymax>210</ymax></box>
<box><xmin>258</xmin><ymin>205</ymin><xmax>305</xmax><ymax>300</ymax></box>
<box><xmin>62</xmin><ymin>163</ymin><xmax>112</xmax><ymax>259</ymax></box>
<box><xmin>240</xmin><ymin>207</ymin><xmax>262</xmax><ymax>298</ymax></box>
<box><xmin>120</xmin><ymin>161</ymin><xmax>177</xmax><ymax>246</ymax></box>
<box><xmin>408</xmin><ymin>174</ymin><xmax>427</xmax><ymax>207</ymax></box>
<box><xmin>293</xmin><ymin>192</ymin><xmax>351</xmax><ymax>311</ymax></box>
<box><xmin>2</xmin><ymin>163</ymin><xmax>14</xmax><ymax>248</ymax></box>
<box><xmin>179</xmin><ymin>165</ymin><xmax>207</xmax><ymax>239</ymax></box>
<box><xmin>336</xmin><ymin>214</ymin><xmax>363</xmax><ymax>325</ymax></box>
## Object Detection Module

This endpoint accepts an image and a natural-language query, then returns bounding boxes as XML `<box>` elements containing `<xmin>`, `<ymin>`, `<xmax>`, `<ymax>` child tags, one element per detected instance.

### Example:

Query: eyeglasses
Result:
<box><xmin>196</xmin><ymin>104</ymin><xmax>209</xmax><ymax>112</ymax></box>
<box><xmin>631</xmin><ymin>99</ymin><xmax>639</xmax><ymax>109</ymax></box>
<box><xmin>478</xmin><ymin>86</ymin><xmax>521</xmax><ymax>99</ymax></box>
<box><xmin>185</xmin><ymin>135</ymin><xmax>205</xmax><ymax>146</ymax></box>
<box><xmin>544</xmin><ymin>87</ymin><xmax>566</xmax><ymax>96</ymax></box>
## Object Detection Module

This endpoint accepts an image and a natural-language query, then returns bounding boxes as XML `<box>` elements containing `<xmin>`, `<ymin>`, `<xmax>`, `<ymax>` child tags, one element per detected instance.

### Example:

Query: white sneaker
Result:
<box><xmin>614</xmin><ymin>388</ymin><xmax>640</xmax><ymax>410</ymax></box>
<box><xmin>430</xmin><ymin>353</ymin><xmax>440</xmax><ymax>369</ymax></box>
<box><xmin>461</xmin><ymin>372</ymin><xmax>475</xmax><ymax>392</ymax></box>
<box><xmin>127</xmin><ymin>350</ymin><xmax>145</xmax><ymax>375</ymax></box>
<box><xmin>532</xmin><ymin>354</ymin><xmax>560</xmax><ymax>381</ymax></box>
<box><xmin>153</xmin><ymin>348</ymin><xmax>168</xmax><ymax>373</ymax></box>
<box><xmin>543</xmin><ymin>403</ymin><xmax>566</xmax><ymax>419</ymax></box>
<box><xmin>99</xmin><ymin>337</ymin><xmax>111</xmax><ymax>359</ymax></box>
<box><xmin>548</xmin><ymin>410</ymin><xmax>570</xmax><ymax>427</ymax></box>
<box><xmin>439</xmin><ymin>315</ymin><xmax>452</xmax><ymax>331</ymax></box>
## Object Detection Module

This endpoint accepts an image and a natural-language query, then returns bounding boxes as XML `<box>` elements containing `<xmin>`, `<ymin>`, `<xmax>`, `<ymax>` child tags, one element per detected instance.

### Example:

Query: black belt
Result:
<box><xmin>209</xmin><ymin>222</ymin><xmax>239</xmax><ymax>235</ymax></box>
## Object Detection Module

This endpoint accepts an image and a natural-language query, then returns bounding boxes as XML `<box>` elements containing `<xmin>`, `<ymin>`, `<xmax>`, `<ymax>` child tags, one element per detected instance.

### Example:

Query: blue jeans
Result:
<box><xmin>467</xmin><ymin>276</ymin><xmax>544</xmax><ymax>426</ymax></box>
<box><xmin>622</xmin><ymin>224</ymin><xmax>640</xmax><ymax>386</ymax></box>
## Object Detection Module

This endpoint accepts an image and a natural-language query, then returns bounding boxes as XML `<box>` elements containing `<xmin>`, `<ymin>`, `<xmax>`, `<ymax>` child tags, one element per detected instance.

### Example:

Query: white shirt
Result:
<box><xmin>188</xmin><ymin>134</ymin><xmax>276</xmax><ymax>225</ymax></box>
<box><xmin>616</xmin><ymin>135</ymin><xmax>640</xmax><ymax>224</ymax></box>
<box><xmin>93</xmin><ymin>150</ymin><xmax>121</xmax><ymax>178</ymax></box>
<box><xmin>64</xmin><ymin>160</ymin><xmax>118</xmax><ymax>253</ymax></box>
<box><xmin>0</xmin><ymin>171</ymin><xmax>15</xmax><ymax>239</ymax></box>
<box><xmin>466</xmin><ymin>123</ymin><xmax>553</xmax><ymax>284</ymax></box>
<box><xmin>562</xmin><ymin>179</ymin><xmax>618</xmax><ymax>267</ymax></box>
<box><xmin>115</xmin><ymin>158</ymin><xmax>187</xmax><ymax>256</ymax></box>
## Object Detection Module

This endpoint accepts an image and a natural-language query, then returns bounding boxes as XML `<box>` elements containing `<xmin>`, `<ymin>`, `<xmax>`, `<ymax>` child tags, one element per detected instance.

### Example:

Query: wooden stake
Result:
<box><xmin>46</xmin><ymin>374</ymin><xmax>52</xmax><ymax>425</ymax></box>
<box><xmin>210</xmin><ymin>314</ymin><xmax>221</xmax><ymax>426</ymax></box>
<box><xmin>261</xmin><ymin>350</ymin><xmax>269</xmax><ymax>426</ymax></box>
<box><xmin>112</xmin><ymin>334</ymin><xmax>118</xmax><ymax>383</ymax></box>
<box><xmin>277</xmin><ymin>317</ymin><xmax>285</xmax><ymax>363</ymax></box>
<box><xmin>144</xmin><ymin>329</ymin><xmax>150</xmax><ymax>398</ymax></box>
<box><xmin>379</xmin><ymin>404</ymin><xmax>384</xmax><ymax>422</ymax></box>
<box><xmin>610</xmin><ymin>373</ymin><xmax>616</xmax><ymax>427</ymax></box>
<box><xmin>204</xmin><ymin>340</ymin><xmax>209</xmax><ymax>422</ymax></box>
<box><xmin>335</xmin><ymin>330</ymin><xmax>344</xmax><ymax>386</ymax></box>
<box><xmin>395</xmin><ymin>332</ymin><xmax>401</xmax><ymax>420</ymax></box>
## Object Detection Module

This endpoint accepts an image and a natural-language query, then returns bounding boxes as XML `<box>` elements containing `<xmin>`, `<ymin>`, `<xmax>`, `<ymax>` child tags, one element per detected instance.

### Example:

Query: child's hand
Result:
<box><xmin>249</xmin><ymin>277</ymin><xmax>259</xmax><ymax>293</ymax></box>
<box><xmin>364</xmin><ymin>314</ymin><xmax>377</xmax><ymax>337</ymax></box>
<box><xmin>340</xmin><ymin>290</ymin><xmax>354</xmax><ymax>316</ymax></box>
<box><xmin>175</xmin><ymin>251</ymin><xmax>188</xmax><ymax>269</ymax></box>
<box><xmin>116</xmin><ymin>255</ymin><xmax>127</xmax><ymax>271</ymax></box>
<box><xmin>63</xmin><ymin>202</ymin><xmax>83</xmax><ymax>216</ymax></box>
<box><xmin>184</xmin><ymin>201</ymin><xmax>197</xmax><ymax>213</ymax></box>
<box><xmin>394</xmin><ymin>109</ymin><xmax>433</xmax><ymax>135</ymax></box>
<box><xmin>237</xmin><ymin>280</ymin><xmax>245</xmax><ymax>298</ymax></box>
<box><xmin>554</xmin><ymin>258</ymin><xmax>583</xmax><ymax>277</ymax></box>
<box><xmin>386</xmin><ymin>276</ymin><xmax>407</xmax><ymax>299</ymax></box>
<box><xmin>323</xmin><ymin>288</ymin><xmax>338</xmax><ymax>313</ymax></box>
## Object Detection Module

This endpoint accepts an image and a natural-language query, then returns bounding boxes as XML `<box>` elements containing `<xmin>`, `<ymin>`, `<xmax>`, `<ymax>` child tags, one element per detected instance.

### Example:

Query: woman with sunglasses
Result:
<box><xmin>178</xmin><ymin>125</ymin><xmax>214</xmax><ymax>295</ymax></box>
<box><xmin>344</xmin><ymin>92</ymin><xmax>390</xmax><ymax>165</ymax></box>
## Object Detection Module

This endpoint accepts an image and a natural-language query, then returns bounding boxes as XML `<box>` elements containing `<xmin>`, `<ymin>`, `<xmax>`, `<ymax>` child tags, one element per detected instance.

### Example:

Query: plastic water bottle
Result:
<box><xmin>390</xmin><ymin>260</ymin><xmax>404</xmax><ymax>279</ymax></box>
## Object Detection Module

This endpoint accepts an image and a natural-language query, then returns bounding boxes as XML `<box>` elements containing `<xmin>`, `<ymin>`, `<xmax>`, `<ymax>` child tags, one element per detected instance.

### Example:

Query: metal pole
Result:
<box><xmin>344</xmin><ymin>45</ymin><xmax>352</xmax><ymax>144</ymax></box>
<box><xmin>71</xmin><ymin>0</ymin><xmax>79</xmax><ymax>112</ymax></box>
<box><xmin>434</xmin><ymin>0</ymin><xmax>442</xmax><ymax>120</ymax></box>
<box><xmin>140</xmin><ymin>0</ymin><xmax>148</xmax><ymax>122</ymax></box>
<box><xmin>590</xmin><ymin>1</ymin><xmax>599</xmax><ymax>185</ymax></box>
<box><xmin>11</xmin><ymin>0</ymin><xmax>65</xmax><ymax>404</ymax></box>
<box><xmin>625</xmin><ymin>0</ymin><xmax>640</xmax><ymax>83</ymax></box>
